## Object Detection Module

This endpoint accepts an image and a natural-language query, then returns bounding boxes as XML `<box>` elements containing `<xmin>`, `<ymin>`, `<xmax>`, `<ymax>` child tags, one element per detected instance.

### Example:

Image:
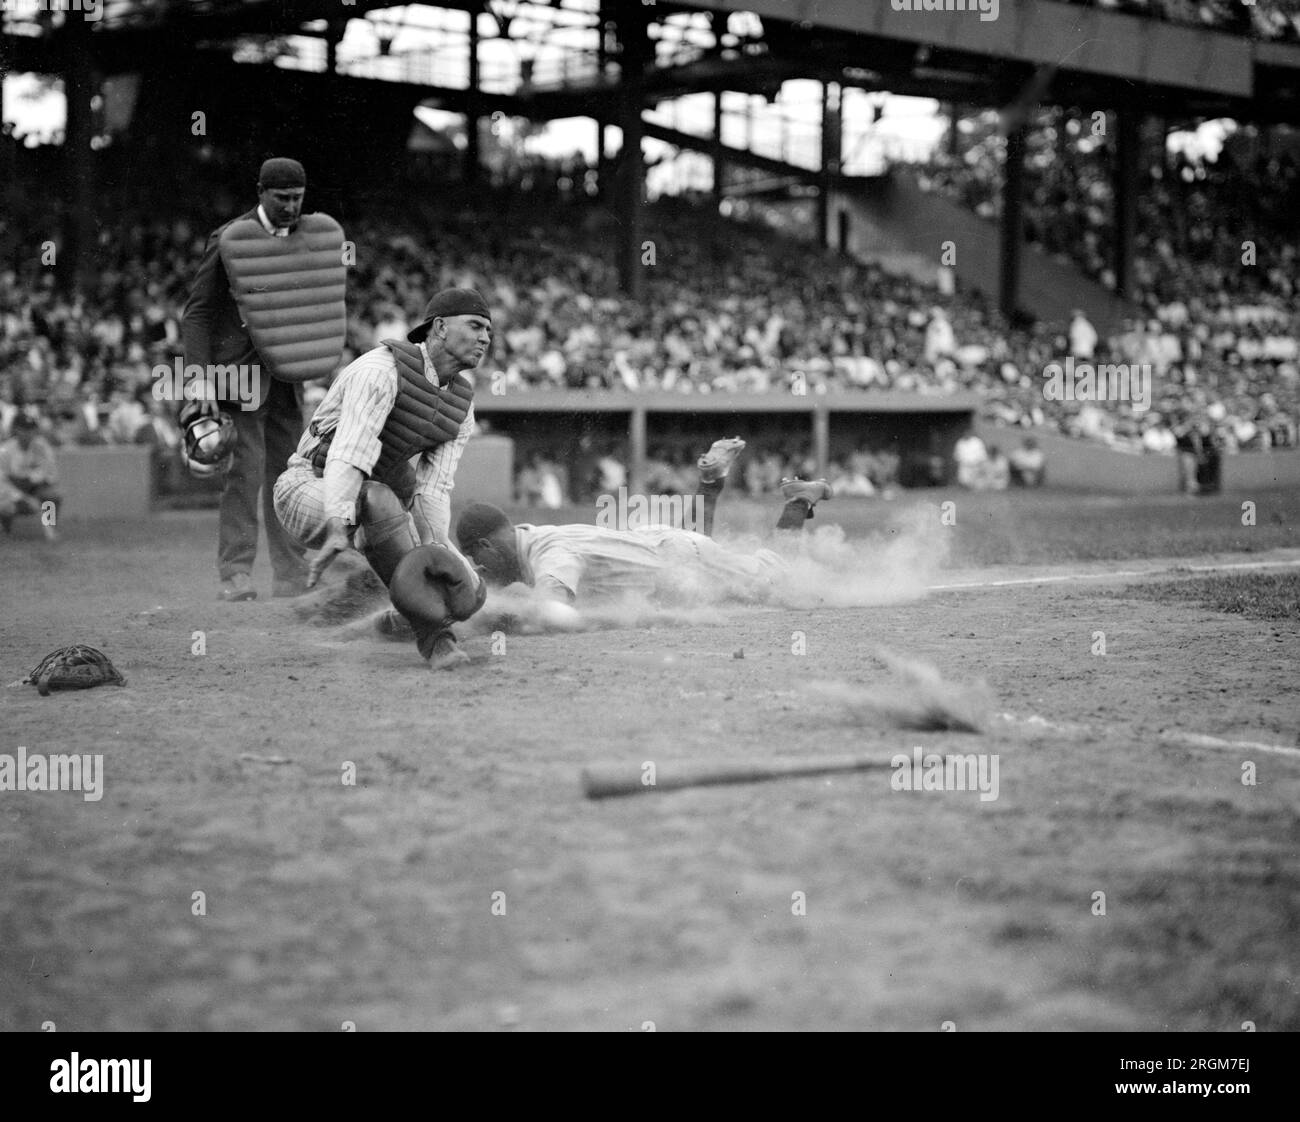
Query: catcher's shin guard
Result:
<box><xmin>357</xmin><ymin>481</ymin><xmax>418</xmax><ymax>587</ymax></box>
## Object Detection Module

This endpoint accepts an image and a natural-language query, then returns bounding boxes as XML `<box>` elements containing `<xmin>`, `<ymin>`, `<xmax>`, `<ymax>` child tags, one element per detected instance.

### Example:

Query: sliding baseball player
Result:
<box><xmin>456</xmin><ymin>438</ymin><xmax>831</xmax><ymax>611</ymax></box>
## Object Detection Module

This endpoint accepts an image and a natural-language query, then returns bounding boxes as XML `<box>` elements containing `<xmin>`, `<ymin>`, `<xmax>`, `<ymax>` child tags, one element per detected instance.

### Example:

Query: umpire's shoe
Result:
<box><xmin>218</xmin><ymin>572</ymin><xmax>257</xmax><ymax>601</ymax></box>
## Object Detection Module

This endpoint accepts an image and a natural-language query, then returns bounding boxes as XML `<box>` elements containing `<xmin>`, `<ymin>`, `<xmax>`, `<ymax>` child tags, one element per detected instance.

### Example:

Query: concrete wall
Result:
<box><xmin>46</xmin><ymin>424</ymin><xmax>1298</xmax><ymax>517</ymax></box>
<box><xmin>453</xmin><ymin>434</ymin><xmax>514</xmax><ymax>507</ymax></box>
<box><xmin>1221</xmin><ymin>447</ymin><xmax>1300</xmax><ymax>492</ymax></box>
<box><xmin>975</xmin><ymin>420</ymin><xmax>1300</xmax><ymax>493</ymax></box>
<box><xmin>47</xmin><ymin>439</ymin><xmax>514</xmax><ymax>521</ymax></box>
<box><xmin>56</xmin><ymin>446</ymin><xmax>153</xmax><ymax>520</ymax></box>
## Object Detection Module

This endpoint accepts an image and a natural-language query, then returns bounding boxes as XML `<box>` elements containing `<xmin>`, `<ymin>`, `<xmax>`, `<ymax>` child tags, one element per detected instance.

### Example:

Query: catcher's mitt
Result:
<box><xmin>389</xmin><ymin>544</ymin><xmax>487</xmax><ymax>627</ymax></box>
<box><xmin>24</xmin><ymin>645</ymin><xmax>126</xmax><ymax>697</ymax></box>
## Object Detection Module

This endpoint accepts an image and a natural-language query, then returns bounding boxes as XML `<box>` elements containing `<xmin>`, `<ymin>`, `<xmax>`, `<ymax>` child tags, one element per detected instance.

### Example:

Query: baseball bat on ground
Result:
<box><xmin>581</xmin><ymin>755</ymin><xmax>894</xmax><ymax>799</ymax></box>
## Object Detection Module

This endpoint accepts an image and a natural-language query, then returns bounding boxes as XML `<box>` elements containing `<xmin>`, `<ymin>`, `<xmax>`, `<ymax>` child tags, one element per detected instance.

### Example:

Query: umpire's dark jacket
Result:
<box><xmin>181</xmin><ymin>208</ymin><xmax>295</xmax><ymax>412</ymax></box>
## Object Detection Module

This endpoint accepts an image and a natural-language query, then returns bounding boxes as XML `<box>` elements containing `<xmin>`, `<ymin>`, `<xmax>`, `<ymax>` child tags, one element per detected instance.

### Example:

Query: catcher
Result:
<box><xmin>273</xmin><ymin>288</ymin><xmax>491</xmax><ymax>670</ymax></box>
<box><xmin>455</xmin><ymin>438</ymin><xmax>831</xmax><ymax>610</ymax></box>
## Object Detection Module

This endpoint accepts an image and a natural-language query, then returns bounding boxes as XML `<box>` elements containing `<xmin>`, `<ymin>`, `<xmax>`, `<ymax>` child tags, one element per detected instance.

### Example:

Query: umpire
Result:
<box><xmin>181</xmin><ymin>157</ymin><xmax>312</xmax><ymax>601</ymax></box>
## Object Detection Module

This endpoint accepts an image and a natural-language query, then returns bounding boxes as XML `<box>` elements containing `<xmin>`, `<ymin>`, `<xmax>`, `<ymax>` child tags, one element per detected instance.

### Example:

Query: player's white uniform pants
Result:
<box><xmin>641</xmin><ymin>527</ymin><xmax>785</xmax><ymax>604</ymax></box>
<box><xmin>273</xmin><ymin>455</ymin><xmax>411</xmax><ymax>553</ymax></box>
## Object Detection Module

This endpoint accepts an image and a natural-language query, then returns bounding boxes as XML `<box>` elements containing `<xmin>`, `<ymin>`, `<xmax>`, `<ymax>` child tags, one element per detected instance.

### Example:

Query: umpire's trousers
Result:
<box><xmin>219</xmin><ymin>378</ymin><xmax>309</xmax><ymax>582</ymax></box>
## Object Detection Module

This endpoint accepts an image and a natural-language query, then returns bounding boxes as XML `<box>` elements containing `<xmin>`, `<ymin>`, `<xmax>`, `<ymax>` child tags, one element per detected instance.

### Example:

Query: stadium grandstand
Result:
<box><xmin>2</xmin><ymin>0</ymin><xmax>1299</xmax><ymax>511</ymax></box>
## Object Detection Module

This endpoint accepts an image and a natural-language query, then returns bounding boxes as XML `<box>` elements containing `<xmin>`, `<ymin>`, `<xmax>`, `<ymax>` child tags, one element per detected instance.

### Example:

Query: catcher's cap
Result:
<box><xmin>407</xmin><ymin>288</ymin><xmax>492</xmax><ymax>343</ymax></box>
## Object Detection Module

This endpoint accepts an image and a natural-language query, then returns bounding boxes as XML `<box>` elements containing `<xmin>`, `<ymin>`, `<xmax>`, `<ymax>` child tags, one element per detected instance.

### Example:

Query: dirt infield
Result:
<box><xmin>2</xmin><ymin>490</ymin><xmax>1298</xmax><ymax>1031</ymax></box>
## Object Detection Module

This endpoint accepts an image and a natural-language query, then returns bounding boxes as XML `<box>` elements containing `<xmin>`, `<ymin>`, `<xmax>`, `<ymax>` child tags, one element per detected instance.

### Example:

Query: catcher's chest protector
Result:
<box><xmin>372</xmin><ymin>340</ymin><xmax>474</xmax><ymax>482</ymax></box>
<box><xmin>218</xmin><ymin>213</ymin><xmax>347</xmax><ymax>383</ymax></box>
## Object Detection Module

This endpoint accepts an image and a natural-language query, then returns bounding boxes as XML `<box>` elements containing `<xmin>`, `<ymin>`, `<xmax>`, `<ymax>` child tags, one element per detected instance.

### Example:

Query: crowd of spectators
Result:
<box><xmin>911</xmin><ymin>113</ymin><xmax>1300</xmax><ymax>456</ymax></box>
<box><xmin>2</xmin><ymin>136</ymin><xmax>1297</xmax><ymax>500</ymax></box>
<box><xmin>1067</xmin><ymin>0</ymin><xmax>1300</xmax><ymax>40</ymax></box>
<box><xmin>340</xmin><ymin>192</ymin><xmax>999</xmax><ymax>402</ymax></box>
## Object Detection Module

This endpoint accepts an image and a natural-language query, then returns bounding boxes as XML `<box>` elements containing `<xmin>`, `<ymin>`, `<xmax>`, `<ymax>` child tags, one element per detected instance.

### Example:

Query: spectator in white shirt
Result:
<box><xmin>0</xmin><ymin>413</ymin><xmax>61</xmax><ymax>539</ymax></box>
<box><xmin>1068</xmin><ymin>310</ymin><xmax>1098</xmax><ymax>359</ymax></box>
<box><xmin>953</xmin><ymin>432</ymin><xmax>988</xmax><ymax>488</ymax></box>
<box><xmin>924</xmin><ymin>307</ymin><xmax>956</xmax><ymax>365</ymax></box>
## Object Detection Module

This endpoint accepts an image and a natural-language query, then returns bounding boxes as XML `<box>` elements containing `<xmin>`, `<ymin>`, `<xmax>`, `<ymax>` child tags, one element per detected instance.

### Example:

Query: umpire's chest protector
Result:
<box><xmin>373</xmin><ymin>340</ymin><xmax>474</xmax><ymax>480</ymax></box>
<box><xmin>218</xmin><ymin>213</ymin><xmax>347</xmax><ymax>384</ymax></box>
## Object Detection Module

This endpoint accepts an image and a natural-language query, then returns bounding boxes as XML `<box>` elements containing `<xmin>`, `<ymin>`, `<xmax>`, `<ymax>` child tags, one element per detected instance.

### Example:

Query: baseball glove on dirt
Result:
<box><xmin>24</xmin><ymin>645</ymin><xmax>126</xmax><ymax>697</ymax></box>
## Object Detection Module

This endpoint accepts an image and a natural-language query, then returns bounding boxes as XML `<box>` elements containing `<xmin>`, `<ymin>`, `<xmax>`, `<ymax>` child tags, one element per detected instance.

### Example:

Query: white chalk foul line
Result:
<box><xmin>996</xmin><ymin>711</ymin><xmax>1088</xmax><ymax>735</ymax></box>
<box><xmin>1161</xmin><ymin>731</ymin><xmax>1300</xmax><ymax>760</ymax></box>
<box><xmin>997</xmin><ymin>712</ymin><xmax>1300</xmax><ymax>760</ymax></box>
<box><xmin>929</xmin><ymin>556</ymin><xmax>1300</xmax><ymax>592</ymax></box>
<box><xmin>1181</xmin><ymin>559</ymin><xmax>1300</xmax><ymax>574</ymax></box>
<box><xmin>931</xmin><ymin>571</ymin><xmax>1147</xmax><ymax>591</ymax></box>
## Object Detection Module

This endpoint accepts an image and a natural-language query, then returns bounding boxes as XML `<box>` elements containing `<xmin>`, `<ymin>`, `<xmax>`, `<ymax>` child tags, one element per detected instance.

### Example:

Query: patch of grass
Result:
<box><xmin>942</xmin><ymin>487</ymin><xmax>1300</xmax><ymax>566</ymax></box>
<box><xmin>1118</xmin><ymin>571</ymin><xmax>1300</xmax><ymax>622</ymax></box>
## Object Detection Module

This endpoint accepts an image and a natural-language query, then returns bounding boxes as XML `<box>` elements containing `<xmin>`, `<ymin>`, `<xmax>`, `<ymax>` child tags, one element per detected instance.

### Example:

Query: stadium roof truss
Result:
<box><xmin>5</xmin><ymin>0</ymin><xmax>1300</xmax><ymax>122</ymax></box>
<box><xmin>10</xmin><ymin>0</ymin><xmax>1300</xmax><ymax>312</ymax></box>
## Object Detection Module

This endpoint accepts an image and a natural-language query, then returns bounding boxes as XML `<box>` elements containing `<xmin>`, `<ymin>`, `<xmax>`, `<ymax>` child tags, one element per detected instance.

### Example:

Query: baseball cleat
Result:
<box><xmin>218</xmin><ymin>572</ymin><xmax>257</xmax><ymax>601</ymax></box>
<box><xmin>697</xmin><ymin>436</ymin><xmax>746</xmax><ymax>483</ymax></box>
<box><xmin>427</xmin><ymin>633</ymin><xmax>470</xmax><ymax>671</ymax></box>
<box><xmin>780</xmin><ymin>478</ymin><xmax>832</xmax><ymax>505</ymax></box>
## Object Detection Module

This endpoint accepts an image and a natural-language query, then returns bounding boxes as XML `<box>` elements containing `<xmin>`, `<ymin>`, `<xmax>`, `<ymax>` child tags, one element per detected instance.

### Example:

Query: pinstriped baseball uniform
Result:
<box><xmin>515</xmin><ymin>523</ymin><xmax>785</xmax><ymax>605</ymax></box>
<box><xmin>274</xmin><ymin>342</ymin><xmax>474</xmax><ymax>552</ymax></box>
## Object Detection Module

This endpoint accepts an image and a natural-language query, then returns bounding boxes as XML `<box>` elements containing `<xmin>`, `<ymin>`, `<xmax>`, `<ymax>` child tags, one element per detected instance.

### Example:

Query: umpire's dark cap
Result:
<box><xmin>258</xmin><ymin>157</ymin><xmax>306</xmax><ymax>189</ymax></box>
